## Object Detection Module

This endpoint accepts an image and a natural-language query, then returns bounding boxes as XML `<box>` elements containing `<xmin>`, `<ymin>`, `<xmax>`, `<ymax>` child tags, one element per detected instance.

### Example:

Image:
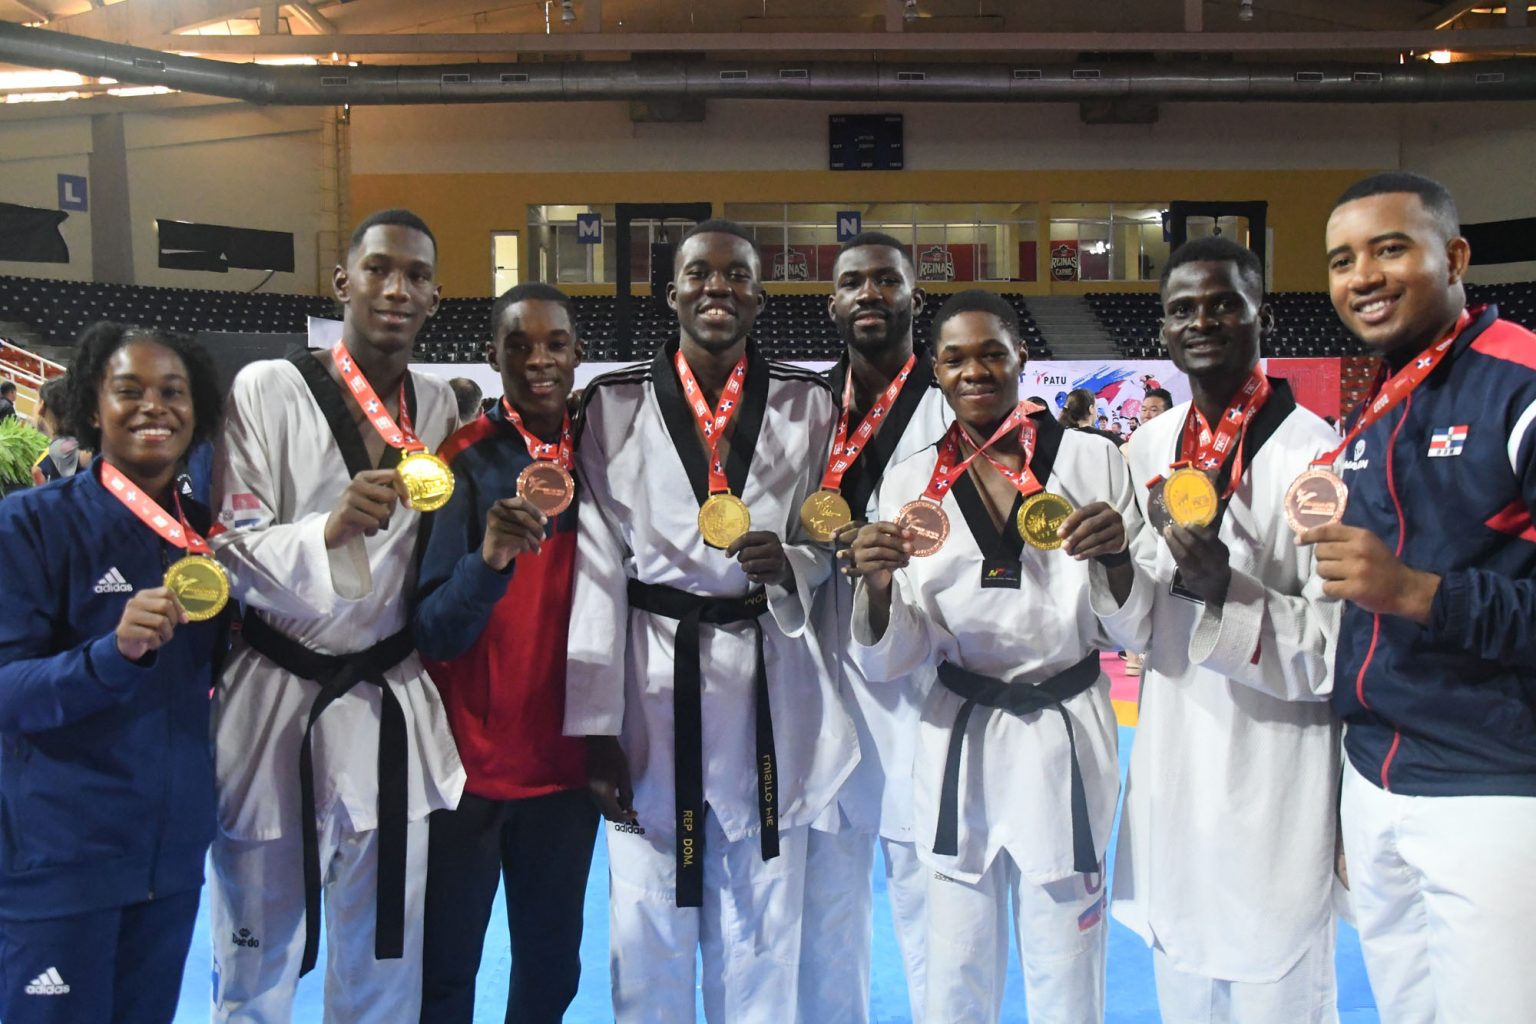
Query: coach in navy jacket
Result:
<box><xmin>1312</xmin><ymin>171</ymin><xmax>1536</xmax><ymax>1024</ymax></box>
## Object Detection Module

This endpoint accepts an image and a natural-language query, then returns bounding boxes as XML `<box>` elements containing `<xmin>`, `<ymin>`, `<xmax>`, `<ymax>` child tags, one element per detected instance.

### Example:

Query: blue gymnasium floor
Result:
<box><xmin>173</xmin><ymin>727</ymin><xmax>1380</xmax><ymax>1022</ymax></box>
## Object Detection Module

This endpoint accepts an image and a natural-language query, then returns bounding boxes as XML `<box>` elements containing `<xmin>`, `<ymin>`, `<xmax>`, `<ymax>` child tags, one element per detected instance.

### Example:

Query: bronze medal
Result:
<box><xmin>1163</xmin><ymin>467</ymin><xmax>1218</xmax><ymax>528</ymax></box>
<box><xmin>163</xmin><ymin>554</ymin><xmax>230</xmax><ymax>622</ymax></box>
<box><xmin>1146</xmin><ymin>479</ymin><xmax>1174</xmax><ymax>533</ymax></box>
<box><xmin>896</xmin><ymin>499</ymin><xmax>950</xmax><ymax>558</ymax></box>
<box><xmin>800</xmin><ymin>489</ymin><xmax>853</xmax><ymax>544</ymax></box>
<box><xmin>517</xmin><ymin>461</ymin><xmax>575</xmax><ymax>517</ymax></box>
<box><xmin>1284</xmin><ymin>468</ymin><xmax>1349</xmax><ymax>535</ymax></box>
<box><xmin>1017</xmin><ymin>492</ymin><xmax>1074</xmax><ymax>551</ymax></box>
<box><xmin>698</xmin><ymin>492</ymin><xmax>752</xmax><ymax>550</ymax></box>
<box><xmin>397</xmin><ymin>451</ymin><xmax>455</xmax><ymax>512</ymax></box>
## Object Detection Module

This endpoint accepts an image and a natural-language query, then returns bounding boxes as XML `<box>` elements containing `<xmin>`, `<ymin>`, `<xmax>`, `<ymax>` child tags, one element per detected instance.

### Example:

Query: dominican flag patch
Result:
<box><xmin>1428</xmin><ymin>425</ymin><xmax>1468</xmax><ymax>458</ymax></box>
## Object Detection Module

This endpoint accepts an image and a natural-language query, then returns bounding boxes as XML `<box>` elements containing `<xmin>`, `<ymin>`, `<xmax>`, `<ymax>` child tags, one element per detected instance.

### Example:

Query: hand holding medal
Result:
<box><xmin>330</xmin><ymin>340</ymin><xmax>454</xmax><ymax>513</ymax></box>
<box><xmin>101</xmin><ymin>460</ymin><xmax>230</xmax><ymax>626</ymax></box>
<box><xmin>1147</xmin><ymin>369</ymin><xmax>1271</xmax><ymax>534</ymax></box>
<box><xmin>503</xmin><ymin>397</ymin><xmax>577</xmax><ymax>517</ymax></box>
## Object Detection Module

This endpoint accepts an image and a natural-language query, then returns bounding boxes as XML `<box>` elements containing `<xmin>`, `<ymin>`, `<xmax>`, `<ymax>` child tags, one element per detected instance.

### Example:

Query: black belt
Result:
<box><xmin>933</xmin><ymin>653</ymin><xmax>1101</xmax><ymax>873</ymax></box>
<box><xmin>626</xmin><ymin>580</ymin><xmax>777</xmax><ymax>908</ymax></box>
<box><xmin>240</xmin><ymin>612</ymin><xmax>416</xmax><ymax>976</ymax></box>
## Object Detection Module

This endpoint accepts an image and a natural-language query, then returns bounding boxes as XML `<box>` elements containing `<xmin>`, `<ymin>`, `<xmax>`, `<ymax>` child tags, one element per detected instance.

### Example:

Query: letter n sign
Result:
<box><xmin>58</xmin><ymin>174</ymin><xmax>88</xmax><ymax>212</ymax></box>
<box><xmin>576</xmin><ymin>212</ymin><xmax>602</xmax><ymax>245</ymax></box>
<box><xmin>836</xmin><ymin>211</ymin><xmax>861</xmax><ymax>243</ymax></box>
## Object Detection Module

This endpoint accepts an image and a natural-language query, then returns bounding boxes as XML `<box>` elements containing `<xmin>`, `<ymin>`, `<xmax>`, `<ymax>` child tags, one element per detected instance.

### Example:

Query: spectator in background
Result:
<box><xmin>31</xmin><ymin>376</ymin><xmax>89</xmax><ymax>486</ymax></box>
<box><xmin>1141</xmin><ymin>388</ymin><xmax>1173</xmax><ymax>422</ymax></box>
<box><xmin>0</xmin><ymin>381</ymin><xmax>16</xmax><ymax>422</ymax></box>
<box><xmin>449</xmin><ymin>377</ymin><xmax>483</xmax><ymax>428</ymax></box>
<box><xmin>1061</xmin><ymin>387</ymin><xmax>1125</xmax><ymax>446</ymax></box>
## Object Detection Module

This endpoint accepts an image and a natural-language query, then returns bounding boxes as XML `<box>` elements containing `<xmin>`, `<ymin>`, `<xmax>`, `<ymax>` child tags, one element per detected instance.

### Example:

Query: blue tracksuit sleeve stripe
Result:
<box><xmin>412</xmin><ymin>456</ymin><xmax>514</xmax><ymax>662</ymax></box>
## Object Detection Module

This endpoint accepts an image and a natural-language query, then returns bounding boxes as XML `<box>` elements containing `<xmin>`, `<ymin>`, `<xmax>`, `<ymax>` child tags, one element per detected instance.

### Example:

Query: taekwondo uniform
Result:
<box><xmin>207</xmin><ymin>354</ymin><xmax>466</xmax><ymax>1023</ymax></box>
<box><xmin>0</xmin><ymin>465</ymin><xmax>221</xmax><ymax>1024</ymax></box>
<box><xmin>565</xmin><ymin>338</ymin><xmax>858</xmax><ymax>1024</ymax></box>
<box><xmin>799</xmin><ymin>350</ymin><xmax>951</xmax><ymax>1024</ymax></box>
<box><xmin>1330</xmin><ymin>306</ymin><xmax>1536</xmax><ymax>1024</ymax></box>
<box><xmin>852</xmin><ymin>410</ymin><xmax>1137</xmax><ymax>1024</ymax></box>
<box><xmin>1102</xmin><ymin>380</ymin><xmax>1344</xmax><ymax>1024</ymax></box>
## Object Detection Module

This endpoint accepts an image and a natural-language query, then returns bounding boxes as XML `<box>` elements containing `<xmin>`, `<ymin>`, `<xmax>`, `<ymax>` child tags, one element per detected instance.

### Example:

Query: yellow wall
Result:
<box><xmin>352</xmin><ymin>168</ymin><xmax>1378</xmax><ymax>299</ymax></box>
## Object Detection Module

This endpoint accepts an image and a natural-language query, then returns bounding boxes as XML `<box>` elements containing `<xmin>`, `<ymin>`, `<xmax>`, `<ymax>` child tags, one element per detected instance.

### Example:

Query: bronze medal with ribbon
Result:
<box><xmin>502</xmin><ymin>398</ymin><xmax>576</xmax><ymax>517</ymax></box>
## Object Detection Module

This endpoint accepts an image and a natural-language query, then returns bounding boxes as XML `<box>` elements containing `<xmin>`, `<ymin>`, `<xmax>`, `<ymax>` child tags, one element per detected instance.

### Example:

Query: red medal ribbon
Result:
<box><xmin>967</xmin><ymin>402</ymin><xmax>1051</xmax><ymax>500</ymax></box>
<box><xmin>1312</xmin><ymin>308</ymin><xmax>1472</xmax><ymax>469</ymax></box>
<box><xmin>330</xmin><ymin>339</ymin><xmax>424</xmax><ymax>454</ymax></box>
<box><xmin>920</xmin><ymin>401</ymin><xmax>1039</xmax><ymax>502</ymax></box>
<box><xmin>673</xmin><ymin>349</ymin><xmax>749</xmax><ymax>495</ymax></box>
<box><xmin>100</xmin><ymin>459</ymin><xmax>212</xmax><ymax>556</ymax></box>
<box><xmin>1150</xmin><ymin>368</ymin><xmax>1271</xmax><ymax>498</ymax></box>
<box><xmin>819</xmin><ymin>353</ymin><xmax>919</xmax><ymax>492</ymax></box>
<box><xmin>500</xmin><ymin>398</ymin><xmax>573</xmax><ymax>471</ymax></box>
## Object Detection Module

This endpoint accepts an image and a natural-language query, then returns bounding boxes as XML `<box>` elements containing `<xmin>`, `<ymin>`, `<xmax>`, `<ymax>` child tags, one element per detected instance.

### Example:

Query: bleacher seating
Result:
<box><xmin>1086</xmin><ymin>283</ymin><xmax>1536</xmax><ymax>361</ymax></box>
<box><xmin>0</xmin><ymin>275</ymin><xmax>1051</xmax><ymax>364</ymax></box>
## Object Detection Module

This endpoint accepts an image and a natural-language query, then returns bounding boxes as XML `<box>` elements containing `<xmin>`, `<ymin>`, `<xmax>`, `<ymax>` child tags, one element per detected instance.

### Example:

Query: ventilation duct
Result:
<box><xmin>1</xmin><ymin>23</ymin><xmax>1533</xmax><ymax>105</ymax></box>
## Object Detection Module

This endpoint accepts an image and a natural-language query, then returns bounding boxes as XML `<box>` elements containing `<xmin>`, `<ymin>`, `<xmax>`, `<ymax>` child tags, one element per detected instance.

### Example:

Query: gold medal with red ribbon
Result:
<box><xmin>966</xmin><ymin>402</ymin><xmax>1073</xmax><ymax>549</ymax></box>
<box><xmin>801</xmin><ymin>353</ymin><xmax>919</xmax><ymax>543</ymax></box>
<box><xmin>502</xmin><ymin>397</ymin><xmax>576</xmax><ymax>517</ymax></box>
<box><xmin>898</xmin><ymin>401</ymin><xmax>1041</xmax><ymax>557</ymax></box>
<box><xmin>1149</xmin><ymin>368</ymin><xmax>1272</xmax><ymax>529</ymax></box>
<box><xmin>100</xmin><ymin>460</ymin><xmax>229</xmax><ymax>621</ymax></box>
<box><xmin>330</xmin><ymin>340</ymin><xmax>452</xmax><ymax>512</ymax></box>
<box><xmin>1285</xmin><ymin>309</ymin><xmax>1471</xmax><ymax>535</ymax></box>
<box><xmin>674</xmin><ymin>349</ymin><xmax>752</xmax><ymax>549</ymax></box>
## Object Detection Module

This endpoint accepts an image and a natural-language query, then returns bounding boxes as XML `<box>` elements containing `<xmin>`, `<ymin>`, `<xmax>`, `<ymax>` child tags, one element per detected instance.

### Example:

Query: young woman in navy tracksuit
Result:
<box><xmin>0</xmin><ymin>323</ymin><xmax>226</xmax><ymax>1024</ymax></box>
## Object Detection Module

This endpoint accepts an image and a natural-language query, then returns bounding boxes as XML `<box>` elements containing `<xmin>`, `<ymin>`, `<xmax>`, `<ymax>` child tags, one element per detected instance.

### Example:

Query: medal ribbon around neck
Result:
<box><xmin>500</xmin><ymin>397</ymin><xmax>573</xmax><ymax>470</ymax></box>
<box><xmin>673</xmin><ymin>349</ymin><xmax>749</xmax><ymax>496</ymax></box>
<box><xmin>964</xmin><ymin>400</ymin><xmax>1048</xmax><ymax>500</ymax></box>
<box><xmin>1165</xmin><ymin>368</ymin><xmax>1272</xmax><ymax>499</ymax></box>
<box><xmin>100</xmin><ymin>459</ymin><xmax>229</xmax><ymax>621</ymax></box>
<box><xmin>819</xmin><ymin>352</ymin><xmax>919</xmax><ymax>492</ymax></box>
<box><xmin>921</xmin><ymin>401</ymin><xmax>1034</xmax><ymax>503</ymax></box>
<box><xmin>1311</xmin><ymin>308</ymin><xmax>1470</xmax><ymax>470</ymax></box>
<box><xmin>330</xmin><ymin>339</ymin><xmax>454</xmax><ymax>511</ymax></box>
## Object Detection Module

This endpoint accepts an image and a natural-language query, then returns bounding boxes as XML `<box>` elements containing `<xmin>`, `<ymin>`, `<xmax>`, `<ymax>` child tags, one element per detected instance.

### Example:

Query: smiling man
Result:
<box><xmin>1098</xmin><ymin>237</ymin><xmax>1344</xmax><ymax>1024</ymax></box>
<box><xmin>412</xmin><ymin>283</ymin><xmax>596</xmax><ymax>1024</ymax></box>
<box><xmin>566</xmin><ymin>219</ymin><xmax>856</xmax><ymax>1023</ymax></box>
<box><xmin>1309</xmin><ymin>172</ymin><xmax>1536</xmax><ymax>1024</ymax></box>
<box><xmin>848</xmin><ymin>289</ymin><xmax>1139</xmax><ymax>1024</ymax></box>
<box><xmin>207</xmin><ymin>209</ymin><xmax>465</xmax><ymax>1023</ymax></box>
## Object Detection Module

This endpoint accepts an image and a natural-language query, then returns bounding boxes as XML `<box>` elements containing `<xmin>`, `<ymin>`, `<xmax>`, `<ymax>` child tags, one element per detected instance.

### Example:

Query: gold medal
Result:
<box><xmin>698</xmin><ymin>492</ymin><xmax>752</xmax><ymax>550</ymax></box>
<box><xmin>517</xmin><ymin>461</ymin><xmax>576</xmax><ymax>517</ymax></box>
<box><xmin>1016</xmin><ymin>492</ymin><xmax>1074</xmax><ymax>550</ymax></box>
<box><xmin>398</xmin><ymin>451</ymin><xmax>455</xmax><ymax>512</ymax></box>
<box><xmin>1163</xmin><ymin>467</ymin><xmax>1219</xmax><ymax>528</ymax></box>
<box><xmin>799</xmin><ymin>489</ymin><xmax>853</xmax><ymax>544</ymax></box>
<box><xmin>163</xmin><ymin>554</ymin><xmax>229</xmax><ymax>622</ymax></box>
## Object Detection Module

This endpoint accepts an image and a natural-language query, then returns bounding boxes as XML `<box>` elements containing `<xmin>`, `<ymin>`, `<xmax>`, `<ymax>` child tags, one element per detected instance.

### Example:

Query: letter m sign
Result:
<box><xmin>576</xmin><ymin>212</ymin><xmax>602</xmax><ymax>245</ymax></box>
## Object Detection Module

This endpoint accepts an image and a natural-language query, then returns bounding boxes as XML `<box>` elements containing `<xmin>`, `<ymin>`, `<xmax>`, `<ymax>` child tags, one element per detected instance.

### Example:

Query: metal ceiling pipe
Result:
<box><xmin>1</xmin><ymin>22</ymin><xmax>1533</xmax><ymax>104</ymax></box>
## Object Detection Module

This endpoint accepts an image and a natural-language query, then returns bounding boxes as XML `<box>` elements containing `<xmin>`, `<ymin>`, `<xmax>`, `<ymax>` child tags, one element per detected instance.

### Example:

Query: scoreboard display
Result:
<box><xmin>829</xmin><ymin>114</ymin><xmax>904</xmax><ymax>171</ymax></box>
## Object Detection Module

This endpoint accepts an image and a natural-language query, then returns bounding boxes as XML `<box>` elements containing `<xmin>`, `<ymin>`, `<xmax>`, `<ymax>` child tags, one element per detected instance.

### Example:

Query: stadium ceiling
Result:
<box><xmin>2</xmin><ymin>0</ymin><xmax>1534</xmax><ymax>58</ymax></box>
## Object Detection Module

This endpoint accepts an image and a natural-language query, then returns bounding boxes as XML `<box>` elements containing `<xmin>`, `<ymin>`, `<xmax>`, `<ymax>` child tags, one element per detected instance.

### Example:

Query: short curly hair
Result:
<box><xmin>60</xmin><ymin>322</ymin><xmax>222</xmax><ymax>452</ymax></box>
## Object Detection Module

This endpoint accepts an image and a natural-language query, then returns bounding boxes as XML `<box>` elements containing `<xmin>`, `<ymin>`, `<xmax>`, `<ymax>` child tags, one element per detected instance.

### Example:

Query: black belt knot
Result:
<box><xmin>932</xmin><ymin>653</ymin><xmax>1101</xmax><ymax>874</ymax></box>
<box><xmin>626</xmin><ymin>579</ymin><xmax>777</xmax><ymax>908</ymax></box>
<box><xmin>240</xmin><ymin>611</ymin><xmax>416</xmax><ymax>976</ymax></box>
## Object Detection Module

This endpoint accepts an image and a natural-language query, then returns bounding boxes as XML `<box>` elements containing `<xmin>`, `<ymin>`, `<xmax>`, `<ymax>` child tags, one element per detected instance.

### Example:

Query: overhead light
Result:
<box><xmin>1428</xmin><ymin>49</ymin><xmax>1452</xmax><ymax>64</ymax></box>
<box><xmin>904</xmin><ymin>0</ymin><xmax>919</xmax><ymax>22</ymax></box>
<box><xmin>562</xmin><ymin>0</ymin><xmax>576</xmax><ymax>23</ymax></box>
<box><xmin>1238</xmin><ymin>0</ymin><xmax>1254</xmax><ymax>21</ymax></box>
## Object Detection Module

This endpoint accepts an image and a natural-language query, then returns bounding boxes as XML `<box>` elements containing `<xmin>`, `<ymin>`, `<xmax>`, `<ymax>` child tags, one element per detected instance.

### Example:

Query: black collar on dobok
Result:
<box><xmin>288</xmin><ymin>349</ymin><xmax>420</xmax><ymax>476</ymax></box>
<box><xmin>825</xmin><ymin>346</ymin><xmax>937</xmax><ymax>515</ymax></box>
<box><xmin>651</xmin><ymin>337</ymin><xmax>771</xmax><ymax>508</ymax></box>
<box><xmin>933</xmin><ymin>655</ymin><xmax>1101</xmax><ymax>874</ymax></box>
<box><xmin>626</xmin><ymin>580</ymin><xmax>777</xmax><ymax>908</ymax></box>
<box><xmin>240</xmin><ymin>612</ymin><xmax>416</xmax><ymax>977</ymax></box>
<box><xmin>950</xmin><ymin>408</ymin><xmax>1066</xmax><ymax>558</ymax></box>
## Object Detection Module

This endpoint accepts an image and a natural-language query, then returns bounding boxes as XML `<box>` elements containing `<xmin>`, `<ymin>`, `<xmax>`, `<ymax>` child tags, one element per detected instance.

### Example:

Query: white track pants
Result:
<box><xmin>606</xmin><ymin>815</ymin><xmax>809</xmax><ymax>1024</ymax></box>
<box><xmin>796</xmin><ymin>828</ymin><xmax>928</xmax><ymax>1024</ymax></box>
<box><xmin>924</xmin><ymin>853</ymin><xmax>1106</xmax><ymax>1024</ymax></box>
<box><xmin>207</xmin><ymin>815</ymin><xmax>429</xmax><ymax>1024</ymax></box>
<box><xmin>1341</xmin><ymin>762</ymin><xmax>1536</xmax><ymax>1024</ymax></box>
<box><xmin>1152</xmin><ymin>923</ymin><xmax>1339</xmax><ymax>1024</ymax></box>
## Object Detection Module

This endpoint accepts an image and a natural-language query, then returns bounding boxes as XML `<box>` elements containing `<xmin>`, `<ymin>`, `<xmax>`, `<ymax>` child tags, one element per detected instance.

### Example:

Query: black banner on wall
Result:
<box><xmin>0</xmin><ymin>203</ymin><xmax>69</xmax><ymax>264</ymax></box>
<box><xmin>158</xmin><ymin>219</ymin><xmax>295</xmax><ymax>274</ymax></box>
<box><xmin>1462</xmin><ymin>217</ymin><xmax>1536</xmax><ymax>265</ymax></box>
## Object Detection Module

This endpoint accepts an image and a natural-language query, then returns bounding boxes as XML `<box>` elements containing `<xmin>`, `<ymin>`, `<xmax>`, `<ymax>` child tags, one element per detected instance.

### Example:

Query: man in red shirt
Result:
<box><xmin>412</xmin><ymin>282</ymin><xmax>595</xmax><ymax>1023</ymax></box>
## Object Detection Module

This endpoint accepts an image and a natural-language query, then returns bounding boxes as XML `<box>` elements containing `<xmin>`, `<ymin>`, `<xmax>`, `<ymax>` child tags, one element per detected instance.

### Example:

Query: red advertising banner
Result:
<box><xmin>1265</xmin><ymin>357</ymin><xmax>1343</xmax><ymax>423</ymax></box>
